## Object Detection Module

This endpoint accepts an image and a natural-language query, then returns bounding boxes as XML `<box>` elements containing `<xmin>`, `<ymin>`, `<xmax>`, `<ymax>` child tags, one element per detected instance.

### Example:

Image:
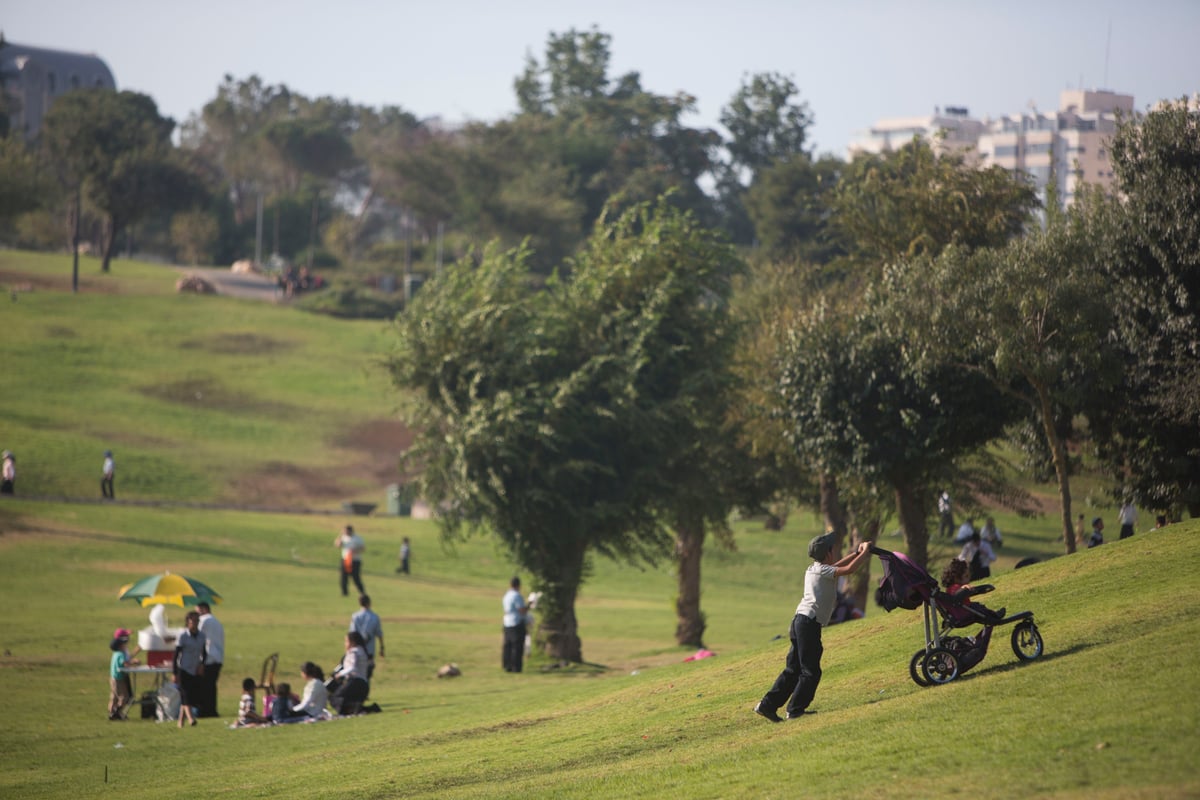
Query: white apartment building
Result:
<box><xmin>848</xmin><ymin>106</ymin><xmax>984</xmax><ymax>159</ymax></box>
<box><xmin>848</xmin><ymin>89</ymin><xmax>1134</xmax><ymax>209</ymax></box>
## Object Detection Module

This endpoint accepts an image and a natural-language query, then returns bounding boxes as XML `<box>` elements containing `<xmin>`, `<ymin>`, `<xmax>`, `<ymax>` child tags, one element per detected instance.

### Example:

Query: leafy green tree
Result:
<box><xmin>0</xmin><ymin>137</ymin><xmax>46</xmax><ymax>220</ymax></box>
<box><xmin>888</xmin><ymin>212</ymin><xmax>1121</xmax><ymax>552</ymax></box>
<box><xmin>834</xmin><ymin>140</ymin><xmax>1037</xmax><ymax>269</ymax></box>
<box><xmin>716</xmin><ymin>72</ymin><xmax>817</xmax><ymax>246</ymax></box>
<box><xmin>42</xmin><ymin>89</ymin><xmax>196</xmax><ymax>273</ymax></box>
<box><xmin>744</xmin><ymin>153</ymin><xmax>844</xmax><ymax>262</ymax></box>
<box><xmin>387</xmin><ymin>199</ymin><xmax>744</xmax><ymax>660</ymax></box>
<box><xmin>775</xmin><ymin>300</ymin><xmax>1019</xmax><ymax>567</ymax></box>
<box><xmin>720</xmin><ymin>72</ymin><xmax>814</xmax><ymax>178</ymax></box>
<box><xmin>1084</xmin><ymin>99</ymin><xmax>1200</xmax><ymax>516</ymax></box>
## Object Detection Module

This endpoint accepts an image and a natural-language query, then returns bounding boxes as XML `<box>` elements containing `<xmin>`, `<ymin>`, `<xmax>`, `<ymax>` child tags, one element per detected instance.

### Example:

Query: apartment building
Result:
<box><xmin>849</xmin><ymin>89</ymin><xmax>1134</xmax><ymax>208</ymax></box>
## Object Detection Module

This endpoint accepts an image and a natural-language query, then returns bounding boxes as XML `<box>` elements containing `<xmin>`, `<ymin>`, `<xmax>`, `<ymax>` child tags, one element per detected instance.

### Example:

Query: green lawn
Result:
<box><xmin>0</xmin><ymin>501</ymin><xmax>1196</xmax><ymax>799</ymax></box>
<box><xmin>2</xmin><ymin>249</ymin><xmax>1196</xmax><ymax>798</ymax></box>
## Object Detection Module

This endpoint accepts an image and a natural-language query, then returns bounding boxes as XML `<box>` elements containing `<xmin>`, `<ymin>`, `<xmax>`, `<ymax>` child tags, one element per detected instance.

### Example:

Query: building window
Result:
<box><xmin>70</xmin><ymin>73</ymin><xmax>81</xmax><ymax>89</ymax></box>
<box><xmin>47</xmin><ymin>72</ymin><xmax>57</xmax><ymax>94</ymax></box>
<box><xmin>995</xmin><ymin>145</ymin><xmax>1018</xmax><ymax>157</ymax></box>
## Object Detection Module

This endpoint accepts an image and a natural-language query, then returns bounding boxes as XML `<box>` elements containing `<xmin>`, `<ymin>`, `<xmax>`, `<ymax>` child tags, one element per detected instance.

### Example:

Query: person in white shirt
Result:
<box><xmin>955</xmin><ymin>518</ymin><xmax>977</xmax><ymax>544</ymax></box>
<box><xmin>290</xmin><ymin>662</ymin><xmax>329</xmax><ymax>720</ymax></box>
<box><xmin>959</xmin><ymin>530</ymin><xmax>997</xmax><ymax>580</ymax></box>
<box><xmin>980</xmin><ymin>516</ymin><xmax>1003</xmax><ymax>548</ymax></box>
<box><xmin>101</xmin><ymin>450</ymin><xmax>115</xmax><ymax>499</ymax></box>
<box><xmin>196</xmin><ymin>602</ymin><xmax>224</xmax><ymax>718</ymax></box>
<box><xmin>1118</xmin><ymin>502</ymin><xmax>1138</xmax><ymax>540</ymax></box>
<box><xmin>330</xmin><ymin>632</ymin><xmax>370</xmax><ymax>714</ymax></box>
<box><xmin>755</xmin><ymin>536</ymin><xmax>872</xmax><ymax>722</ymax></box>
<box><xmin>335</xmin><ymin>525</ymin><xmax>366</xmax><ymax>596</ymax></box>
<box><xmin>502</xmin><ymin>577</ymin><xmax>529</xmax><ymax>673</ymax></box>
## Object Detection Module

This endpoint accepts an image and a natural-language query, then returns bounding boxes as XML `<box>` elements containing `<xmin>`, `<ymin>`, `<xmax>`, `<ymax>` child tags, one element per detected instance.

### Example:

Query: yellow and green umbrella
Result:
<box><xmin>117</xmin><ymin>572</ymin><xmax>223</xmax><ymax>607</ymax></box>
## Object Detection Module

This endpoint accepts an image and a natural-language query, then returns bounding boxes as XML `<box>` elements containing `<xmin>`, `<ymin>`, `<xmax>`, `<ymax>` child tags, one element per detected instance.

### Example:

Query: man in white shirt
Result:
<box><xmin>502</xmin><ymin>577</ymin><xmax>529</xmax><ymax>673</ymax></box>
<box><xmin>196</xmin><ymin>602</ymin><xmax>225</xmax><ymax>717</ymax></box>
<box><xmin>1118</xmin><ymin>502</ymin><xmax>1138</xmax><ymax>540</ymax></box>
<box><xmin>335</xmin><ymin>525</ymin><xmax>366</xmax><ymax>596</ymax></box>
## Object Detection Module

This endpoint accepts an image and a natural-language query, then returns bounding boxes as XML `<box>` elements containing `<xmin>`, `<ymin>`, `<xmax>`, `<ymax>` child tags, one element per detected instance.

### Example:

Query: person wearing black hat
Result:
<box><xmin>754</xmin><ymin>534</ymin><xmax>872</xmax><ymax>722</ymax></box>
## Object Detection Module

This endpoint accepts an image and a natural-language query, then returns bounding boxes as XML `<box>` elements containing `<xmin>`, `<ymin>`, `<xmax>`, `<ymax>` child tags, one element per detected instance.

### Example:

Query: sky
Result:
<box><xmin>5</xmin><ymin>0</ymin><xmax>1198</xmax><ymax>157</ymax></box>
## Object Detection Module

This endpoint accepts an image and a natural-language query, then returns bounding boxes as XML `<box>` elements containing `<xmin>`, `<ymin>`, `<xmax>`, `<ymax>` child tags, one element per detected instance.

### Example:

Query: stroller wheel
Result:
<box><xmin>1011</xmin><ymin>619</ymin><xmax>1044</xmax><ymax>660</ymax></box>
<box><xmin>922</xmin><ymin>648</ymin><xmax>959</xmax><ymax>685</ymax></box>
<box><xmin>909</xmin><ymin>650</ymin><xmax>932</xmax><ymax>687</ymax></box>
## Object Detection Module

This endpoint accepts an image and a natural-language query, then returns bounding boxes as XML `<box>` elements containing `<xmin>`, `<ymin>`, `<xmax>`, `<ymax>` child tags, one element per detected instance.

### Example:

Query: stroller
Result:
<box><xmin>871</xmin><ymin>546</ymin><xmax>1044</xmax><ymax>685</ymax></box>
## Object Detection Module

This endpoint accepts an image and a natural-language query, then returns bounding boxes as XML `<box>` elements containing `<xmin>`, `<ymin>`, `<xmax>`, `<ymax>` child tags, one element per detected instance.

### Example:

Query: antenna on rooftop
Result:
<box><xmin>1103</xmin><ymin>18</ymin><xmax>1111</xmax><ymax>88</ymax></box>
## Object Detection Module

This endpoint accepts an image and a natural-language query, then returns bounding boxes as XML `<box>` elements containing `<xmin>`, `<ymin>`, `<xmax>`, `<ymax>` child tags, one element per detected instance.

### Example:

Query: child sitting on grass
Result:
<box><xmin>238</xmin><ymin>677</ymin><xmax>268</xmax><ymax>725</ymax></box>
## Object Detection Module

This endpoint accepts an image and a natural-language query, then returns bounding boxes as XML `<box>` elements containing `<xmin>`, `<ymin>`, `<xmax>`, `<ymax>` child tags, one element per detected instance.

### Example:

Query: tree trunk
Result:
<box><xmin>1033</xmin><ymin>379</ymin><xmax>1077</xmax><ymax>554</ymax></box>
<box><xmin>70</xmin><ymin>185</ymin><xmax>81</xmax><ymax>293</ymax></box>
<box><xmin>674</xmin><ymin>515</ymin><xmax>706</xmax><ymax>647</ymax></box>
<box><xmin>100</xmin><ymin>216</ymin><xmax>118</xmax><ymax>273</ymax></box>
<box><xmin>819</xmin><ymin>472</ymin><xmax>848</xmax><ymax>557</ymax></box>
<box><xmin>894</xmin><ymin>478</ymin><xmax>929</xmax><ymax>569</ymax></box>
<box><xmin>533</xmin><ymin>542</ymin><xmax>587</xmax><ymax>663</ymax></box>
<box><xmin>846</xmin><ymin>516</ymin><xmax>880</xmax><ymax>614</ymax></box>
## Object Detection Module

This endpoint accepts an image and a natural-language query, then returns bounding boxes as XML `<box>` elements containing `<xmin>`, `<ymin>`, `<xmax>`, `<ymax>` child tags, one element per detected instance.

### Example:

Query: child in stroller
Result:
<box><xmin>939</xmin><ymin>558</ymin><xmax>1006</xmax><ymax>626</ymax></box>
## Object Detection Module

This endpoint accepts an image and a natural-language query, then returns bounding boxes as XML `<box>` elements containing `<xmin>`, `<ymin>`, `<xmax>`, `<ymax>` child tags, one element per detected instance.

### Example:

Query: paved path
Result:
<box><xmin>175</xmin><ymin>266</ymin><xmax>281</xmax><ymax>303</ymax></box>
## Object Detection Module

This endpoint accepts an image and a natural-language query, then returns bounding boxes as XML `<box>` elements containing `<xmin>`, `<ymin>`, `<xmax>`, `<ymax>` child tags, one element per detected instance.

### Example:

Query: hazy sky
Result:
<box><xmin>5</xmin><ymin>0</ymin><xmax>1198</xmax><ymax>156</ymax></box>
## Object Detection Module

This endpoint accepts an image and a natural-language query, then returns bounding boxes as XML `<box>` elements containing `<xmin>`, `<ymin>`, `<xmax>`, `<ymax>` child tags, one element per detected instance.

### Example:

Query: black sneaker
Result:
<box><xmin>993</xmin><ymin>607</ymin><xmax>1007</xmax><ymax>620</ymax></box>
<box><xmin>754</xmin><ymin>702</ymin><xmax>782</xmax><ymax>723</ymax></box>
<box><xmin>785</xmin><ymin>710</ymin><xmax>813</xmax><ymax>720</ymax></box>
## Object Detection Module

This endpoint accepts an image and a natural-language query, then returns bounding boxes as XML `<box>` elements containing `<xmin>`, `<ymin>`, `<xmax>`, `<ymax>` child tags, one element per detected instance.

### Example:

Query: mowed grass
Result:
<box><xmin>0</xmin><ymin>500</ymin><xmax>1196</xmax><ymax>799</ymax></box>
<box><xmin>2</xmin><ymin>249</ymin><xmax>1197</xmax><ymax>797</ymax></box>
<box><xmin>0</xmin><ymin>250</ymin><xmax>399</xmax><ymax>506</ymax></box>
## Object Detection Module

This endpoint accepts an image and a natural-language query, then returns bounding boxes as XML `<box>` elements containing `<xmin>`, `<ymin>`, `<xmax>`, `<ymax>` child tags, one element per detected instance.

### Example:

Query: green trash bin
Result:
<box><xmin>387</xmin><ymin>484</ymin><xmax>411</xmax><ymax>516</ymax></box>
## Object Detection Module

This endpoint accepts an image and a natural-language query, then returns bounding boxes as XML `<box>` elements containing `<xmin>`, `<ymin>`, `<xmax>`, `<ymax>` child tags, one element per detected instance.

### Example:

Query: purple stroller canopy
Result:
<box><xmin>873</xmin><ymin>547</ymin><xmax>938</xmax><ymax>612</ymax></box>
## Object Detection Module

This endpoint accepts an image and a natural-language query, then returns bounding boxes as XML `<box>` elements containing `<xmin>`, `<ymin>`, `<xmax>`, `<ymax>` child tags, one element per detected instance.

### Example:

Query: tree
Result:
<box><xmin>775</xmin><ymin>300</ymin><xmax>1019</xmax><ymax>568</ymax></box>
<box><xmin>744</xmin><ymin>154</ymin><xmax>844</xmax><ymax>262</ymax></box>
<box><xmin>387</xmin><ymin>198</ymin><xmax>741</xmax><ymax>661</ymax></box>
<box><xmin>888</xmin><ymin>214</ymin><xmax>1121</xmax><ymax>552</ymax></box>
<box><xmin>717</xmin><ymin>72</ymin><xmax>816</xmax><ymax>246</ymax></box>
<box><xmin>720</xmin><ymin>72</ymin><xmax>814</xmax><ymax>178</ymax></box>
<box><xmin>1084</xmin><ymin>99</ymin><xmax>1200</xmax><ymax>516</ymax></box>
<box><xmin>42</xmin><ymin>89</ymin><xmax>195</xmax><ymax>273</ymax></box>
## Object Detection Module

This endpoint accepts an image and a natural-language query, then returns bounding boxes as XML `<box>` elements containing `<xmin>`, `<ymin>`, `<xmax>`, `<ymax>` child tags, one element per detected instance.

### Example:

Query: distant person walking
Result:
<box><xmin>101</xmin><ymin>450</ymin><xmax>115</xmax><ymax>499</ymax></box>
<box><xmin>754</xmin><ymin>536</ymin><xmax>872</xmax><ymax>722</ymax></box>
<box><xmin>335</xmin><ymin>525</ymin><xmax>366</xmax><ymax>596</ymax></box>
<box><xmin>1088</xmin><ymin>517</ymin><xmax>1105</xmax><ymax>548</ymax></box>
<box><xmin>502</xmin><ymin>576</ymin><xmax>529</xmax><ymax>673</ymax></box>
<box><xmin>1</xmin><ymin>450</ymin><xmax>15</xmax><ymax>494</ymax></box>
<box><xmin>937</xmin><ymin>490</ymin><xmax>954</xmax><ymax>538</ymax></box>
<box><xmin>397</xmin><ymin>537</ymin><xmax>411</xmax><ymax>575</ymax></box>
<box><xmin>1118</xmin><ymin>501</ymin><xmax>1138</xmax><ymax>540</ymax></box>
<box><xmin>173</xmin><ymin>611</ymin><xmax>206</xmax><ymax>725</ymax></box>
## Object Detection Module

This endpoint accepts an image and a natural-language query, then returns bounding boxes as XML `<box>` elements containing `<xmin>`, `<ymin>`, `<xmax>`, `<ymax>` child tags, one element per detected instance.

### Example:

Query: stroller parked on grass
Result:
<box><xmin>871</xmin><ymin>546</ymin><xmax>1044</xmax><ymax>685</ymax></box>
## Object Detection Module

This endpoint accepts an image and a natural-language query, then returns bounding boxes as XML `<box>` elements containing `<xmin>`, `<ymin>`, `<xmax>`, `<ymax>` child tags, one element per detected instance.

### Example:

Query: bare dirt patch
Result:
<box><xmin>227</xmin><ymin>461</ymin><xmax>345</xmax><ymax>507</ymax></box>
<box><xmin>139</xmin><ymin>376</ymin><xmax>295</xmax><ymax>417</ymax></box>
<box><xmin>179</xmin><ymin>332</ymin><xmax>294</xmax><ymax>356</ymax></box>
<box><xmin>332</xmin><ymin>419</ymin><xmax>415</xmax><ymax>484</ymax></box>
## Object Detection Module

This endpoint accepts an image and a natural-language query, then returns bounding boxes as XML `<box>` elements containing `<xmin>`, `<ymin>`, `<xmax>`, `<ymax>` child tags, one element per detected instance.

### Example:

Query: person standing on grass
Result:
<box><xmin>101</xmin><ymin>450</ymin><xmax>115</xmax><ymax>499</ymax></box>
<box><xmin>502</xmin><ymin>576</ymin><xmax>528</xmax><ymax>673</ymax></box>
<box><xmin>1</xmin><ymin>450</ymin><xmax>15</xmax><ymax>494</ymax></box>
<box><xmin>335</xmin><ymin>524</ymin><xmax>366</xmax><ymax>596</ymax></box>
<box><xmin>754</xmin><ymin>535</ymin><xmax>872</xmax><ymax>722</ymax></box>
<box><xmin>1118</xmin><ymin>501</ymin><xmax>1138</xmax><ymax>540</ymax></box>
<box><xmin>108</xmin><ymin>628</ymin><xmax>139</xmax><ymax>720</ymax></box>
<box><xmin>196</xmin><ymin>602</ymin><xmax>224</xmax><ymax>717</ymax></box>
<box><xmin>173</xmin><ymin>611</ymin><xmax>206</xmax><ymax>725</ymax></box>
<box><xmin>349</xmin><ymin>594</ymin><xmax>384</xmax><ymax>681</ymax></box>
<box><xmin>397</xmin><ymin>537</ymin><xmax>411</xmax><ymax>575</ymax></box>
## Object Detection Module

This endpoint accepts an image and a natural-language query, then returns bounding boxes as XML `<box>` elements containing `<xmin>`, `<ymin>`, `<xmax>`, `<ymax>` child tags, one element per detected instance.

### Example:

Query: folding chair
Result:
<box><xmin>257</xmin><ymin>652</ymin><xmax>279</xmax><ymax>695</ymax></box>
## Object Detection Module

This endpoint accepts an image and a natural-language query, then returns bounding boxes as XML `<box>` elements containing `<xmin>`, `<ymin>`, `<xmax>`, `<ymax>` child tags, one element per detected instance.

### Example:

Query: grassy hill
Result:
<box><xmin>0</xmin><ymin>500</ymin><xmax>1196</xmax><ymax>799</ymax></box>
<box><xmin>2</xmin><ymin>250</ymin><xmax>1197</xmax><ymax>798</ymax></box>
